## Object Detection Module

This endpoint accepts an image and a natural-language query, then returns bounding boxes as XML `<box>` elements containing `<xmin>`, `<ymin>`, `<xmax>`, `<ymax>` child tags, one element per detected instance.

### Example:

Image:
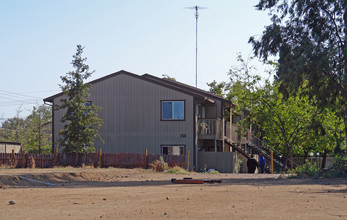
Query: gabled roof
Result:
<box><xmin>141</xmin><ymin>74</ymin><xmax>227</xmax><ymax>102</ymax></box>
<box><xmin>44</xmin><ymin>70</ymin><xmax>231</xmax><ymax>105</ymax></box>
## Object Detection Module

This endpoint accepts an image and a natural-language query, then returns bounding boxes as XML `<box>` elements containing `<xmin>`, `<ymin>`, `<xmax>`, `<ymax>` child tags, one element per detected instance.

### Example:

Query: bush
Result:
<box><xmin>149</xmin><ymin>159</ymin><xmax>168</xmax><ymax>172</ymax></box>
<box><xmin>321</xmin><ymin>156</ymin><xmax>347</xmax><ymax>178</ymax></box>
<box><xmin>293</xmin><ymin>161</ymin><xmax>319</xmax><ymax>178</ymax></box>
<box><xmin>206</xmin><ymin>170</ymin><xmax>220</xmax><ymax>174</ymax></box>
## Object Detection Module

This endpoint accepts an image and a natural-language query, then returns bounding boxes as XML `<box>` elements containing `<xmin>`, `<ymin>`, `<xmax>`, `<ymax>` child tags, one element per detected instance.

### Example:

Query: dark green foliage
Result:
<box><xmin>56</xmin><ymin>45</ymin><xmax>103</xmax><ymax>154</ymax></box>
<box><xmin>250</xmin><ymin>0</ymin><xmax>347</xmax><ymax>152</ymax></box>
<box><xmin>250</xmin><ymin>0</ymin><xmax>345</xmax><ymax>104</ymax></box>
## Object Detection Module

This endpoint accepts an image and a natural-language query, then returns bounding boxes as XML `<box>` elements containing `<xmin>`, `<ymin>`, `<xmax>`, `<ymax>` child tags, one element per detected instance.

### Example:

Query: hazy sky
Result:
<box><xmin>0</xmin><ymin>0</ymin><xmax>271</xmax><ymax>120</ymax></box>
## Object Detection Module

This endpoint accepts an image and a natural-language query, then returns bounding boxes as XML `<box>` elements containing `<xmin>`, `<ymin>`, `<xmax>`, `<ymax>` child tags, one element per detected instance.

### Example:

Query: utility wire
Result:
<box><xmin>0</xmin><ymin>89</ymin><xmax>42</xmax><ymax>99</ymax></box>
<box><xmin>0</xmin><ymin>100</ymin><xmax>40</xmax><ymax>106</ymax></box>
<box><xmin>0</xmin><ymin>89</ymin><xmax>58</xmax><ymax>107</ymax></box>
<box><xmin>0</xmin><ymin>98</ymin><xmax>40</xmax><ymax>103</ymax></box>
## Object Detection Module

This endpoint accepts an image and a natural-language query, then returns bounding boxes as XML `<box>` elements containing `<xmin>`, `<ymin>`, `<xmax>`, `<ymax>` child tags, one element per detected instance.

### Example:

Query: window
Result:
<box><xmin>161</xmin><ymin>101</ymin><xmax>184</xmax><ymax>120</ymax></box>
<box><xmin>161</xmin><ymin>145</ymin><xmax>185</xmax><ymax>155</ymax></box>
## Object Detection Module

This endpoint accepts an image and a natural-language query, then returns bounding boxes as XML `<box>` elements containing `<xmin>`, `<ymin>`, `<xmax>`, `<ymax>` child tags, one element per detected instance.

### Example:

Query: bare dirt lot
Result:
<box><xmin>0</xmin><ymin>168</ymin><xmax>346</xmax><ymax>220</ymax></box>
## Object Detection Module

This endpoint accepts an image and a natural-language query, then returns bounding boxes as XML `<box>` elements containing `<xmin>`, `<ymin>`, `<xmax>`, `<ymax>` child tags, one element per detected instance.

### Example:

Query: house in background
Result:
<box><xmin>0</xmin><ymin>141</ymin><xmax>21</xmax><ymax>153</ymax></box>
<box><xmin>44</xmin><ymin>70</ymin><xmax>245</xmax><ymax>171</ymax></box>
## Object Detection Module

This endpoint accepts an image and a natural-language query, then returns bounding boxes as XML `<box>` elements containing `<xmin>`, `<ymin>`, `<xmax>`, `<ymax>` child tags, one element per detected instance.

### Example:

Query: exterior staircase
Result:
<box><xmin>224</xmin><ymin>136</ymin><xmax>298</xmax><ymax>172</ymax></box>
<box><xmin>197</xmin><ymin>118</ymin><xmax>299</xmax><ymax>172</ymax></box>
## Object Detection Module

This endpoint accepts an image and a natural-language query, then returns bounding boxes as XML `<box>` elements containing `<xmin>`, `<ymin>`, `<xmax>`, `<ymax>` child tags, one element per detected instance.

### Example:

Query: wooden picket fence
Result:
<box><xmin>0</xmin><ymin>149</ymin><xmax>187</xmax><ymax>169</ymax></box>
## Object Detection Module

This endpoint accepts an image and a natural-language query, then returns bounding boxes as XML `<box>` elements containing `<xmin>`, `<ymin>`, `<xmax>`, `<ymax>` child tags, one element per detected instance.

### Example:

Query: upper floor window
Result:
<box><xmin>161</xmin><ymin>101</ymin><xmax>185</xmax><ymax>120</ymax></box>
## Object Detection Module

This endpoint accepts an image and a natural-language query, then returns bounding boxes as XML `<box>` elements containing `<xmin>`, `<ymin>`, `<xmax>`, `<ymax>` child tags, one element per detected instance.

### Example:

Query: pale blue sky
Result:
<box><xmin>0</xmin><ymin>0</ymin><xmax>271</xmax><ymax>120</ymax></box>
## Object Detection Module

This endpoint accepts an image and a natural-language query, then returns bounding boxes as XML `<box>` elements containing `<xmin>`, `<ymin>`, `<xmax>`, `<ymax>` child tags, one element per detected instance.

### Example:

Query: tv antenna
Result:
<box><xmin>186</xmin><ymin>6</ymin><xmax>207</xmax><ymax>88</ymax></box>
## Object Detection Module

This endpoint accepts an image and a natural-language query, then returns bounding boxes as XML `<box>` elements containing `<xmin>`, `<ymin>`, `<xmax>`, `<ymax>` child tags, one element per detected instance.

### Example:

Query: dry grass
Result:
<box><xmin>167</xmin><ymin>166</ymin><xmax>190</xmax><ymax>174</ymax></box>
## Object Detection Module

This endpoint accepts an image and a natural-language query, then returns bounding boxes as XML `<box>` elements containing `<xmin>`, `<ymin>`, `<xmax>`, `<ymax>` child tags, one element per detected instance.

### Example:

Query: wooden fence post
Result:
<box><xmin>11</xmin><ymin>149</ymin><xmax>15</xmax><ymax>168</ymax></box>
<box><xmin>98</xmin><ymin>148</ymin><xmax>102</xmax><ymax>167</ymax></box>
<box><xmin>144</xmin><ymin>148</ymin><xmax>148</xmax><ymax>169</ymax></box>
<box><xmin>186</xmin><ymin>150</ymin><xmax>189</xmax><ymax>171</ymax></box>
<box><xmin>23</xmin><ymin>150</ymin><xmax>26</xmax><ymax>168</ymax></box>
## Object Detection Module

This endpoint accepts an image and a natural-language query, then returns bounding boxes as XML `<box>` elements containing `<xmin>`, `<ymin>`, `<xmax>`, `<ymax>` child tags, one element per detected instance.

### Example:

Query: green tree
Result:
<box><xmin>25</xmin><ymin>105</ymin><xmax>52</xmax><ymax>154</ymax></box>
<box><xmin>56</xmin><ymin>45</ymin><xmax>103</xmax><ymax>155</ymax></box>
<box><xmin>0</xmin><ymin>108</ymin><xmax>26</xmax><ymax>144</ymax></box>
<box><xmin>313</xmin><ymin>107</ymin><xmax>345</xmax><ymax>168</ymax></box>
<box><xmin>226</xmin><ymin>55</ymin><xmax>263</xmax><ymax>113</ymax></box>
<box><xmin>207</xmin><ymin>80</ymin><xmax>226</xmax><ymax>97</ymax></box>
<box><xmin>249</xmin><ymin>0</ymin><xmax>347</xmax><ymax>151</ymax></box>
<box><xmin>254</xmin><ymin>82</ymin><xmax>318</xmax><ymax>168</ymax></box>
<box><xmin>209</xmin><ymin>55</ymin><xmax>343</xmax><ymax>169</ymax></box>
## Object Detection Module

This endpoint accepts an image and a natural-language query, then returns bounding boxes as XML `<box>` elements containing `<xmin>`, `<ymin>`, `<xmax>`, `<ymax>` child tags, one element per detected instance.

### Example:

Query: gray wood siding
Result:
<box><xmin>53</xmin><ymin>73</ymin><xmax>194</xmax><ymax>164</ymax></box>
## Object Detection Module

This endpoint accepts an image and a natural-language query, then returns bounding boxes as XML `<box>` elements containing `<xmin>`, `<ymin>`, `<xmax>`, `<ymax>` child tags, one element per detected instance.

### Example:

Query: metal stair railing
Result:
<box><xmin>248</xmin><ymin>135</ymin><xmax>300</xmax><ymax>169</ymax></box>
<box><xmin>224</xmin><ymin>137</ymin><xmax>251</xmax><ymax>159</ymax></box>
<box><xmin>225</xmin><ymin>137</ymin><xmax>283</xmax><ymax>171</ymax></box>
<box><xmin>224</xmin><ymin>134</ymin><xmax>299</xmax><ymax>171</ymax></box>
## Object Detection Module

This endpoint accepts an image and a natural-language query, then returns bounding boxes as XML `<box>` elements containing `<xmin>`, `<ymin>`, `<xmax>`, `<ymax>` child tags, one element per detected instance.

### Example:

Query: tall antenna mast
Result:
<box><xmin>186</xmin><ymin>6</ymin><xmax>207</xmax><ymax>88</ymax></box>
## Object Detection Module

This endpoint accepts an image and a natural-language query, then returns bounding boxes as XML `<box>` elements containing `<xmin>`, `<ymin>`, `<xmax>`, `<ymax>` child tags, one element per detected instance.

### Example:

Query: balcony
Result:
<box><xmin>198</xmin><ymin>119</ymin><xmax>223</xmax><ymax>140</ymax></box>
<box><xmin>198</xmin><ymin>119</ymin><xmax>242</xmax><ymax>143</ymax></box>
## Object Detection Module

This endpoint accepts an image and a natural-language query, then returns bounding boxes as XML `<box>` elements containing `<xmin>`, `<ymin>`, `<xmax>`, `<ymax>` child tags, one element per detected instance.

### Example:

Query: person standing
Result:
<box><xmin>259</xmin><ymin>152</ymin><xmax>266</xmax><ymax>173</ymax></box>
<box><xmin>247</xmin><ymin>154</ymin><xmax>258</xmax><ymax>173</ymax></box>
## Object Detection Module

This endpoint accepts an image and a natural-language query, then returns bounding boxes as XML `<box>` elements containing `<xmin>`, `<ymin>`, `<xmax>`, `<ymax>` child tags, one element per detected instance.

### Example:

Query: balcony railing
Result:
<box><xmin>198</xmin><ymin>119</ymin><xmax>223</xmax><ymax>140</ymax></box>
<box><xmin>198</xmin><ymin>119</ymin><xmax>248</xmax><ymax>144</ymax></box>
<box><xmin>225</xmin><ymin>121</ymin><xmax>238</xmax><ymax>141</ymax></box>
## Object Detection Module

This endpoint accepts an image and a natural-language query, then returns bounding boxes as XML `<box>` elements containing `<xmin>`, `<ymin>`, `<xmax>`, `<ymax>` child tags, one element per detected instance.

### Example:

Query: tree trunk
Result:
<box><xmin>321</xmin><ymin>149</ymin><xmax>328</xmax><ymax>169</ymax></box>
<box><xmin>284</xmin><ymin>143</ymin><xmax>290</xmax><ymax>170</ymax></box>
<box><xmin>75</xmin><ymin>127</ymin><xmax>79</xmax><ymax>166</ymax></box>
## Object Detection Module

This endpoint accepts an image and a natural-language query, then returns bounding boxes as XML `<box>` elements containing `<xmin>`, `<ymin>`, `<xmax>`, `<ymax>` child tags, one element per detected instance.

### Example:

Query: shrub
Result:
<box><xmin>293</xmin><ymin>161</ymin><xmax>319</xmax><ymax>178</ymax></box>
<box><xmin>149</xmin><ymin>160</ymin><xmax>168</xmax><ymax>172</ymax></box>
<box><xmin>321</xmin><ymin>156</ymin><xmax>347</xmax><ymax>178</ymax></box>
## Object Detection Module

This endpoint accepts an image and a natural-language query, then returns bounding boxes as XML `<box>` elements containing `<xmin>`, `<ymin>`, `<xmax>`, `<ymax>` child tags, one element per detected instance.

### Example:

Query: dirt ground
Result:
<box><xmin>0</xmin><ymin>168</ymin><xmax>346</xmax><ymax>220</ymax></box>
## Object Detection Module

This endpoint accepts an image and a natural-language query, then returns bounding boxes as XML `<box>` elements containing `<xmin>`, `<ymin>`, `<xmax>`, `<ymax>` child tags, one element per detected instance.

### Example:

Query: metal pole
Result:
<box><xmin>186</xmin><ymin>6</ymin><xmax>206</xmax><ymax>87</ymax></box>
<box><xmin>195</xmin><ymin>6</ymin><xmax>198</xmax><ymax>88</ymax></box>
